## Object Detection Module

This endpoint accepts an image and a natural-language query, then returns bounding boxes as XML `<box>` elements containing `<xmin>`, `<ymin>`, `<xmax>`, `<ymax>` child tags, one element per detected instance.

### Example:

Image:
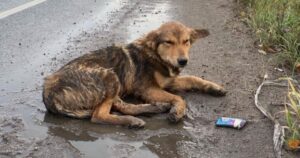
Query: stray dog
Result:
<box><xmin>43</xmin><ymin>21</ymin><xmax>226</xmax><ymax>128</ymax></box>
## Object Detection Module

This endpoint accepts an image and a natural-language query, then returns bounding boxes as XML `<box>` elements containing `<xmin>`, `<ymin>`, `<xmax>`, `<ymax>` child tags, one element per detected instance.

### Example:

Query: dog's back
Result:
<box><xmin>43</xmin><ymin>46</ymin><xmax>133</xmax><ymax>118</ymax></box>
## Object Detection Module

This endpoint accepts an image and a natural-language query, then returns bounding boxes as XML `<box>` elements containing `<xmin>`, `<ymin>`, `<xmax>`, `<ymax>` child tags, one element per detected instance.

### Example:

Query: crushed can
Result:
<box><xmin>215</xmin><ymin>117</ymin><xmax>246</xmax><ymax>129</ymax></box>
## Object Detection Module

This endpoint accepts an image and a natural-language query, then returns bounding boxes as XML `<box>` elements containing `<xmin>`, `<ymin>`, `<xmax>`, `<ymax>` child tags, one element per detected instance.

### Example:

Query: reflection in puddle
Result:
<box><xmin>43</xmin><ymin>111</ymin><xmax>191</xmax><ymax>158</ymax></box>
<box><xmin>38</xmin><ymin>1</ymin><xmax>193</xmax><ymax>157</ymax></box>
<box><xmin>71</xmin><ymin>138</ymin><xmax>157</xmax><ymax>158</ymax></box>
<box><xmin>0</xmin><ymin>0</ymin><xmax>197</xmax><ymax>157</ymax></box>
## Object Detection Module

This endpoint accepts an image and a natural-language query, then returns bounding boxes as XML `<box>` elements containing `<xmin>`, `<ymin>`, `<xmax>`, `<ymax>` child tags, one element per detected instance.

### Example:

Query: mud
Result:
<box><xmin>1</xmin><ymin>0</ymin><xmax>299</xmax><ymax>157</ymax></box>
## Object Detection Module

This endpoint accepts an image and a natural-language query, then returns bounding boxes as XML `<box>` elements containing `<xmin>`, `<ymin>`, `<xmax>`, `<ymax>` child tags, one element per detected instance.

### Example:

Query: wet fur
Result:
<box><xmin>43</xmin><ymin>21</ymin><xmax>226</xmax><ymax>128</ymax></box>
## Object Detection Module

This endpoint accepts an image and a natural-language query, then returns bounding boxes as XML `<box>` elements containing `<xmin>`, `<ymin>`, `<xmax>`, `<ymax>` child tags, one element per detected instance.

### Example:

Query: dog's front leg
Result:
<box><xmin>141</xmin><ymin>88</ymin><xmax>186</xmax><ymax>122</ymax></box>
<box><xmin>167</xmin><ymin>76</ymin><xmax>227</xmax><ymax>96</ymax></box>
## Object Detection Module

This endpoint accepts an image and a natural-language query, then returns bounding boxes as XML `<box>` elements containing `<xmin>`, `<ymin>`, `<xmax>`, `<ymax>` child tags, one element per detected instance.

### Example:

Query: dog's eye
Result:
<box><xmin>183</xmin><ymin>39</ymin><xmax>190</xmax><ymax>44</ymax></box>
<box><xmin>164</xmin><ymin>41</ymin><xmax>174</xmax><ymax>45</ymax></box>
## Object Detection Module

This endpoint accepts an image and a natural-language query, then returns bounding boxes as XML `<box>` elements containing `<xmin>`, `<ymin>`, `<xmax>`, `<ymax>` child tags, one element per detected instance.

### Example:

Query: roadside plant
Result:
<box><xmin>285</xmin><ymin>79</ymin><xmax>300</xmax><ymax>150</ymax></box>
<box><xmin>245</xmin><ymin>0</ymin><xmax>300</xmax><ymax>70</ymax></box>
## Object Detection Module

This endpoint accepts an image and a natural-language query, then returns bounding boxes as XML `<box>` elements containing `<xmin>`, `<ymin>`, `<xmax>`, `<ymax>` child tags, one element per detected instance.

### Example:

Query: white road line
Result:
<box><xmin>0</xmin><ymin>0</ymin><xmax>47</xmax><ymax>20</ymax></box>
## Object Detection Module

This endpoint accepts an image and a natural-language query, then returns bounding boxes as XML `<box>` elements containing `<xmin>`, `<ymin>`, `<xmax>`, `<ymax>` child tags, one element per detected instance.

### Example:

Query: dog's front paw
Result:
<box><xmin>207</xmin><ymin>86</ymin><xmax>227</xmax><ymax>97</ymax></box>
<box><xmin>168</xmin><ymin>106</ymin><xmax>186</xmax><ymax>123</ymax></box>
<box><xmin>128</xmin><ymin>117</ymin><xmax>146</xmax><ymax>129</ymax></box>
<box><xmin>152</xmin><ymin>102</ymin><xmax>172</xmax><ymax>113</ymax></box>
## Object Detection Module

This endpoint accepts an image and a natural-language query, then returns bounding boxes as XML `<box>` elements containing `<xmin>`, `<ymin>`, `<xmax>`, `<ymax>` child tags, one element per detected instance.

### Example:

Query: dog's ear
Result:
<box><xmin>190</xmin><ymin>29</ymin><xmax>209</xmax><ymax>44</ymax></box>
<box><xmin>143</xmin><ymin>30</ymin><xmax>160</xmax><ymax>51</ymax></box>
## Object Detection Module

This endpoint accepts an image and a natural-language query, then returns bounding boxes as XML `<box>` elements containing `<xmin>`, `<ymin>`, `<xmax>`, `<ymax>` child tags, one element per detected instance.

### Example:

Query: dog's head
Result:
<box><xmin>142</xmin><ymin>21</ymin><xmax>209</xmax><ymax>68</ymax></box>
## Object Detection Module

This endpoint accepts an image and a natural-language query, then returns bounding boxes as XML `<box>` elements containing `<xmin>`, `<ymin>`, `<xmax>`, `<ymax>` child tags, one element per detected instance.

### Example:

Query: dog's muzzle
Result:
<box><xmin>177</xmin><ymin>58</ymin><xmax>188</xmax><ymax>67</ymax></box>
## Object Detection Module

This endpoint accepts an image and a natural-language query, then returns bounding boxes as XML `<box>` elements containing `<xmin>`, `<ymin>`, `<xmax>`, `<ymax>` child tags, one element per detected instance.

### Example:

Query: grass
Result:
<box><xmin>240</xmin><ymin>0</ymin><xmax>300</xmax><ymax>150</ymax></box>
<box><xmin>243</xmin><ymin>0</ymin><xmax>300</xmax><ymax>70</ymax></box>
<box><xmin>285</xmin><ymin>79</ymin><xmax>300</xmax><ymax>150</ymax></box>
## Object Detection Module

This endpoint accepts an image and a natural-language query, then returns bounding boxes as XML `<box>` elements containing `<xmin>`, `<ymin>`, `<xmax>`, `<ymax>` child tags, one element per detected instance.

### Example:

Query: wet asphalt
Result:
<box><xmin>1</xmin><ymin>0</ymin><xmax>299</xmax><ymax>158</ymax></box>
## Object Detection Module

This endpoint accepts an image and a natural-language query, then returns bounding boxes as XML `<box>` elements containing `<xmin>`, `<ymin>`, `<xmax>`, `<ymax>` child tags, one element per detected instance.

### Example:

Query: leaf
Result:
<box><xmin>287</xmin><ymin>139</ymin><xmax>300</xmax><ymax>150</ymax></box>
<box><xmin>240</xmin><ymin>11</ymin><xmax>246</xmax><ymax>17</ymax></box>
<box><xmin>295</xmin><ymin>63</ymin><xmax>300</xmax><ymax>73</ymax></box>
<box><xmin>258</xmin><ymin>49</ymin><xmax>267</xmax><ymax>55</ymax></box>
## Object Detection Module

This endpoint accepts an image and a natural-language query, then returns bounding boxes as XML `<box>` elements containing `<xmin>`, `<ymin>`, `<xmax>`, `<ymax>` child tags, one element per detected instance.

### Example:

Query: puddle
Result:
<box><xmin>0</xmin><ymin>0</ymin><xmax>130</xmax><ymax>94</ymax></box>
<box><xmin>0</xmin><ymin>0</ymin><xmax>204</xmax><ymax>157</ymax></box>
<box><xmin>3</xmin><ymin>0</ymin><xmax>296</xmax><ymax>157</ymax></box>
<box><xmin>71</xmin><ymin>138</ymin><xmax>157</xmax><ymax>158</ymax></box>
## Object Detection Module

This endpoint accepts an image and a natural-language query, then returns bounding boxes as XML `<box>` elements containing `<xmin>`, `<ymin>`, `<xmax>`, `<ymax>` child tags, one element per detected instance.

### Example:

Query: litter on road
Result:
<box><xmin>215</xmin><ymin>117</ymin><xmax>247</xmax><ymax>129</ymax></box>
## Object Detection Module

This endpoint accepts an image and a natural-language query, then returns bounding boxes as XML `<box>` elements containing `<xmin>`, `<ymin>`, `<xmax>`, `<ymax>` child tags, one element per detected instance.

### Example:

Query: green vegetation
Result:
<box><xmin>285</xmin><ymin>79</ymin><xmax>300</xmax><ymax>150</ymax></box>
<box><xmin>242</xmin><ymin>0</ymin><xmax>300</xmax><ymax>150</ymax></box>
<box><xmin>245</xmin><ymin>0</ymin><xmax>300</xmax><ymax>69</ymax></box>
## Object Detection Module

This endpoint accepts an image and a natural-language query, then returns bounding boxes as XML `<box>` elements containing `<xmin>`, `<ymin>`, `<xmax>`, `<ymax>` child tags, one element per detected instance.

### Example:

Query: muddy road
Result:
<box><xmin>0</xmin><ymin>0</ymin><xmax>299</xmax><ymax>157</ymax></box>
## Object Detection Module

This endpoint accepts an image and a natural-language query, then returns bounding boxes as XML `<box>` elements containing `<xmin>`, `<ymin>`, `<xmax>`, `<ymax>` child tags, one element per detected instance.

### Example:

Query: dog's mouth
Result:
<box><xmin>171</xmin><ymin>62</ymin><xmax>185</xmax><ymax>70</ymax></box>
<box><xmin>178</xmin><ymin>64</ymin><xmax>187</xmax><ymax>68</ymax></box>
<box><xmin>156</xmin><ymin>54</ymin><xmax>187</xmax><ymax>70</ymax></box>
<box><xmin>169</xmin><ymin>61</ymin><xmax>186</xmax><ymax>70</ymax></box>
<box><xmin>178</xmin><ymin>67</ymin><xmax>184</xmax><ymax>72</ymax></box>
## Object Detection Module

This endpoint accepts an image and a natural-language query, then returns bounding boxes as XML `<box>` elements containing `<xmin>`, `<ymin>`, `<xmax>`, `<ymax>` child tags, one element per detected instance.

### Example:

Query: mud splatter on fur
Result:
<box><xmin>43</xmin><ymin>21</ymin><xmax>226</xmax><ymax>127</ymax></box>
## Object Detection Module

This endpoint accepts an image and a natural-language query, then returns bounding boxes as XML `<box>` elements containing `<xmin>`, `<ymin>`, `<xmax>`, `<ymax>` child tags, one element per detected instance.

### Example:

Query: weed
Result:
<box><xmin>245</xmin><ymin>0</ymin><xmax>300</xmax><ymax>69</ymax></box>
<box><xmin>285</xmin><ymin>79</ymin><xmax>300</xmax><ymax>150</ymax></box>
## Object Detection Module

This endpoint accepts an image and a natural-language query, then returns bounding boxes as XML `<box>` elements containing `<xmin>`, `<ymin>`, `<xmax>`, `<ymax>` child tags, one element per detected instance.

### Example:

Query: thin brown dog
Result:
<box><xmin>42</xmin><ymin>21</ymin><xmax>226</xmax><ymax>128</ymax></box>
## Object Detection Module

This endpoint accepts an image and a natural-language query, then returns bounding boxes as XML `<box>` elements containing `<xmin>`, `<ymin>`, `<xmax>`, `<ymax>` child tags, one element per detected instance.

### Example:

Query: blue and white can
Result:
<box><xmin>215</xmin><ymin>117</ymin><xmax>246</xmax><ymax>129</ymax></box>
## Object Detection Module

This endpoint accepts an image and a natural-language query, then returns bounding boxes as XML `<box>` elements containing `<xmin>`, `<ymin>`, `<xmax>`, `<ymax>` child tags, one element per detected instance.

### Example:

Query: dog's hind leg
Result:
<box><xmin>112</xmin><ymin>97</ymin><xmax>171</xmax><ymax>116</ymax></box>
<box><xmin>91</xmin><ymin>71</ymin><xmax>145</xmax><ymax>128</ymax></box>
<box><xmin>91</xmin><ymin>98</ymin><xmax>145</xmax><ymax>128</ymax></box>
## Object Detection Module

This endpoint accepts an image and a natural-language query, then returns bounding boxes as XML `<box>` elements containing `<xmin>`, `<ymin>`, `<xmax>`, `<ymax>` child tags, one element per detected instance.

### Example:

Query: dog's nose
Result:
<box><xmin>177</xmin><ymin>58</ymin><xmax>188</xmax><ymax>67</ymax></box>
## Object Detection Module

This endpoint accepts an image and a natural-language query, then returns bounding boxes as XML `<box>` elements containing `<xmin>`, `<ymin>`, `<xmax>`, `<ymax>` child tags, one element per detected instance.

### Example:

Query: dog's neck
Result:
<box><xmin>126</xmin><ymin>43</ymin><xmax>181</xmax><ymax>78</ymax></box>
<box><xmin>144</xmin><ymin>49</ymin><xmax>180</xmax><ymax>77</ymax></box>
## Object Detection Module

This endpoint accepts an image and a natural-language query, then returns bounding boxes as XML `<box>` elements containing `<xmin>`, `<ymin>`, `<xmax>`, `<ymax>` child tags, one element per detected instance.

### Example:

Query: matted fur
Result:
<box><xmin>42</xmin><ymin>21</ymin><xmax>226</xmax><ymax>128</ymax></box>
